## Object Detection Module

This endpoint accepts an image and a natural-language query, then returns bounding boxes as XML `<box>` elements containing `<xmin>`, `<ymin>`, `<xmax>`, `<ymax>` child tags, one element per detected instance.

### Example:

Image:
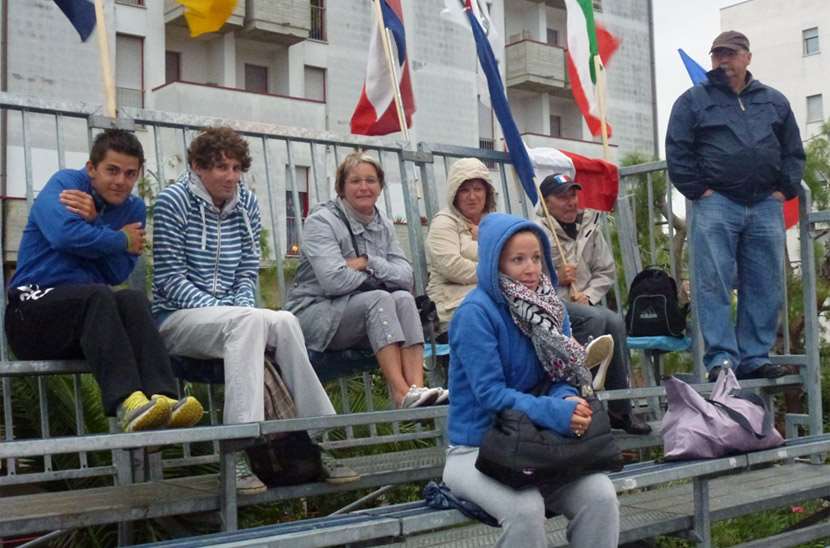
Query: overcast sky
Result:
<box><xmin>651</xmin><ymin>0</ymin><xmax>741</xmax><ymax>158</ymax></box>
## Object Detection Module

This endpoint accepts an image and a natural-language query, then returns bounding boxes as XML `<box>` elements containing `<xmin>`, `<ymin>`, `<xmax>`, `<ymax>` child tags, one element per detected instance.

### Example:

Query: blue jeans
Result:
<box><xmin>691</xmin><ymin>192</ymin><xmax>784</xmax><ymax>375</ymax></box>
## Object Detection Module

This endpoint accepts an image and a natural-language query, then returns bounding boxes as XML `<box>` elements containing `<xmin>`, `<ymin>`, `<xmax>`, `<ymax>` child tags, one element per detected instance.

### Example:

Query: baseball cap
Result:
<box><xmin>540</xmin><ymin>174</ymin><xmax>582</xmax><ymax>198</ymax></box>
<box><xmin>710</xmin><ymin>30</ymin><xmax>750</xmax><ymax>53</ymax></box>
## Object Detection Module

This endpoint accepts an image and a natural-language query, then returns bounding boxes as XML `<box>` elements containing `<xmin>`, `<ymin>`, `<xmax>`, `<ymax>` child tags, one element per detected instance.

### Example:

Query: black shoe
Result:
<box><xmin>609</xmin><ymin>412</ymin><xmax>652</xmax><ymax>436</ymax></box>
<box><xmin>707</xmin><ymin>366</ymin><xmax>722</xmax><ymax>383</ymax></box>
<box><xmin>741</xmin><ymin>363</ymin><xmax>789</xmax><ymax>380</ymax></box>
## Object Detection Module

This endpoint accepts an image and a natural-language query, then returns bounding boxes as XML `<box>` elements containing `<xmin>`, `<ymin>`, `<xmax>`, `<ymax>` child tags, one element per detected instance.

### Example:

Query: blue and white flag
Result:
<box><xmin>463</xmin><ymin>1</ymin><xmax>537</xmax><ymax>204</ymax></box>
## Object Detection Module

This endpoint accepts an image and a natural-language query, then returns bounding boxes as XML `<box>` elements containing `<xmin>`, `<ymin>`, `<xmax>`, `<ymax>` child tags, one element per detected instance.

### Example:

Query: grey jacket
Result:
<box><xmin>284</xmin><ymin>200</ymin><xmax>414</xmax><ymax>351</ymax></box>
<box><xmin>535</xmin><ymin>209</ymin><xmax>615</xmax><ymax>305</ymax></box>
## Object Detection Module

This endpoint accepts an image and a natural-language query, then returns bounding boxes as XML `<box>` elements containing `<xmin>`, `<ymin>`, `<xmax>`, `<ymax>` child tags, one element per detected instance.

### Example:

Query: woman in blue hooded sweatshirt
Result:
<box><xmin>444</xmin><ymin>213</ymin><xmax>619</xmax><ymax>547</ymax></box>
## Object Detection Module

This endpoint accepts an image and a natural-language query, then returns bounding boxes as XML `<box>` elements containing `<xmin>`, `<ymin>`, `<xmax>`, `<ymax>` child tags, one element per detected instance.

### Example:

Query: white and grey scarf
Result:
<box><xmin>500</xmin><ymin>273</ymin><xmax>593</xmax><ymax>396</ymax></box>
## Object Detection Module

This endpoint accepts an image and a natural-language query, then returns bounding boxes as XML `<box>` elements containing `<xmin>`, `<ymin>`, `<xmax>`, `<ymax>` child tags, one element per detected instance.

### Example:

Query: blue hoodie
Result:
<box><xmin>10</xmin><ymin>168</ymin><xmax>143</xmax><ymax>289</ymax></box>
<box><xmin>447</xmin><ymin>213</ymin><xmax>579</xmax><ymax>447</ymax></box>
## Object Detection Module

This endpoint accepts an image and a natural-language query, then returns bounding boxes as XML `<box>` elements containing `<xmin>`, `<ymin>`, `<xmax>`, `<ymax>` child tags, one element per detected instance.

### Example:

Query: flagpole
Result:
<box><xmin>93</xmin><ymin>0</ymin><xmax>116</xmax><ymax>118</ymax></box>
<box><xmin>593</xmin><ymin>54</ymin><xmax>610</xmax><ymax>160</ymax></box>
<box><xmin>372</xmin><ymin>0</ymin><xmax>410</xmax><ymax>140</ymax></box>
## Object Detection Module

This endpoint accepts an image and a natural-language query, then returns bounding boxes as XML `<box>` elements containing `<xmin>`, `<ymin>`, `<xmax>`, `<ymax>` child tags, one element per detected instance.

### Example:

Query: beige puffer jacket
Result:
<box><xmin>425</xmin><ymin>158</ymin><xmax>497</xmax><ymax>332</ymax></box>
<box><xmin>536</xmin><ymin>208</ymin><xmax>616</xmax><ymax>305</ymax></box>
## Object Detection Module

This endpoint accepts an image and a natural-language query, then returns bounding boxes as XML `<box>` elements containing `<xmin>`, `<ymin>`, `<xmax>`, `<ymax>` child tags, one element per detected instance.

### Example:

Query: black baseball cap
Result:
<box><xmin>540</xmin><ymin>174</ymin><xmax>582</xmax><ymax>198</ymax></box>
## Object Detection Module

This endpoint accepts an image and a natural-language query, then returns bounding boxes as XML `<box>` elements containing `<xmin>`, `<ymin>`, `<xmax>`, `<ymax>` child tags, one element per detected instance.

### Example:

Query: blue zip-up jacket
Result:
<box><xmin>666</xmin><ymin>69</ymin><xmax>805</xmax><ymax>204</ymax></box>
<box><xmin>447</xmin><ymin>213</ymin><xmax>579</xmax><ymax>447</ymax></box>
<box><xmin>10</xmin><ymin>168</ymin><xmax>143</xmax><ymax>289</ymax></box>
<box><xmin>152</xmin><ymin>171</ymin><xmax>261</xmax><ymax>322</ymax></box>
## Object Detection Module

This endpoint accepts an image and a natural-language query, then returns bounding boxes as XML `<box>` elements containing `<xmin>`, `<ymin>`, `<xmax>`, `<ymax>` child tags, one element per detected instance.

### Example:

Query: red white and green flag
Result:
<box><xmin>563</xmin><ymin>0</ymin><xmax>619</xmax><ymax>137</ymax></box>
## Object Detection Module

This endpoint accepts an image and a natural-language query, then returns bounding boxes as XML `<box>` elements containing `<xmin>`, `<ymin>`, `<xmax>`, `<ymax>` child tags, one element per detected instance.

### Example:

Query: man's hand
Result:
<box><xmin>60</xmin><ymin>190</ymin><xmax>97</xmax><ymax>222</ymax></box>
<box><xmin>121</xmin><ymin>222</ymin><xmax>145</xmax><ymax>255</ymax></box>
<box><xmin>572</xmin><ymin>290</ymin><xmax>590</xmax><ymax>305</ymax></box>
<box><xmin>701</xmin><ymin>189</ymin><xmax>715</xmax><ymax>198</ymax></box>
<box><xmin>346</xmin><ymin>256</ymin><xmax>369</xmax><ymax>271</ymax></box>
<box><xmin>557</xmin><ymin>263</ymin><xmax>577</xmax><ymax>286</ymax></box>
<box><xmin>771</xmin><ymin>191</ymin><xmax>786</xmax><ymax>202</ymax></box>
<box><xmin>469</xmin><ymin>224</ymin><xmax>479</xmax><ymax>241</ymax></box>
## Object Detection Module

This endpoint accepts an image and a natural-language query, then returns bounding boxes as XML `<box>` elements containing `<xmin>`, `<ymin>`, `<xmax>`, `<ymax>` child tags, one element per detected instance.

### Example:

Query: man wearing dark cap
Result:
<box><xmin>537</xmin><ymin>173</ymin><xmax>651</xmax><ymax>435</ymax></box>
<box><xmin>666</xmin><ymin>31</ymin><xmax>804</xmax><ymax>381</ymax></box>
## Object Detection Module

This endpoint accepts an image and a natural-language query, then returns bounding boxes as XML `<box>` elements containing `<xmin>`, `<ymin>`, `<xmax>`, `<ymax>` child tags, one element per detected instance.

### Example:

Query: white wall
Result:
<box><xmin>722</xmin><ymin>0</ymin><xmax>830</xmax><ymax>139</ymax></box>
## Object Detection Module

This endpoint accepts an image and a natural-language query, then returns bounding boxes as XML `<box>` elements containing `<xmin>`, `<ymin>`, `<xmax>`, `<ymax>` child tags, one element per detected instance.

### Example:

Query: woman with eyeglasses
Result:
<box><xmin>285</xmin><ymin>151</ymin><xmax>446</xmax><ymax>409</ymax></box>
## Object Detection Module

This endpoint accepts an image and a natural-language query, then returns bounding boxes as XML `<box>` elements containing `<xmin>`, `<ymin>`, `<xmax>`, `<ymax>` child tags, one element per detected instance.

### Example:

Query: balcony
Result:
<box><xmin>242</xmin><ymin>0</ymin><xmax>311</xmax><ymax>45</ymax></box>
<box><xmin>522</xmin><ymin>132</ymin><xmax>618</xmax><ymax>164</ymax></box>
<box><xmin>151</xmin><ymin>81</ymin><xmax>326</xmax><ymax>129</ymax></box>
<box><xmin>505</xmin><ymin>40</ymin><xmax>568</xmax><ymax>95</ymax></box>
<box><xmin>164</xmin><ymin>0</ymin><xmax>246</xmax><ymax>32</ymax></box>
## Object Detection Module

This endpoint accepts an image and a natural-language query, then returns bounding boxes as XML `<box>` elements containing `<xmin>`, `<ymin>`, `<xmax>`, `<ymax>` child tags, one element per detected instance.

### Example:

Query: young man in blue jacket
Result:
<box><xmin>152</xmin><ymin>127</ymin><xmax>355</xmax><ymax>494</ymax></box>
<box><xmin>5</xmin><ymin>129</ymin><xmax>203</xmax><ymax>432</ymax></box>
<box><xmin>666</xmin><ymin>31</ymin><xmax>805</xmax><ymax>382</ymax></box>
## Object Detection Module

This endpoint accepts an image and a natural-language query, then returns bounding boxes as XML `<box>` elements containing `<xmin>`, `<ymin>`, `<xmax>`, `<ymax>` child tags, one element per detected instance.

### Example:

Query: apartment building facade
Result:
<box><xmin>721</xmin><ymin>0</ymin><xmax>830</xmax><ymax>140</ymax></box>
<box><xmin>0</xmin><ymin>0</ymin><xmax>657</xmax><ymax>256</ymax></box>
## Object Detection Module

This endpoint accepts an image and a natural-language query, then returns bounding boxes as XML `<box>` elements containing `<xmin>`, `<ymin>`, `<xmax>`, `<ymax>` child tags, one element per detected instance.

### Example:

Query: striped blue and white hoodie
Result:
<box><xmin>152</xmin><ymin>170</ymin><xmax>261</xmax><ymax>323</ymax></box>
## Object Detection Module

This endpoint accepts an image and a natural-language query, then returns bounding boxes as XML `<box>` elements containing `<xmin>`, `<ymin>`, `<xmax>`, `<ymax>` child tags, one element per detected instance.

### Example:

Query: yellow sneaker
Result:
<box><xmin>152</xmin><ymin>395</ymin><xmax>204</xmax><ymax>428</ymax></box>
<box><xmin>118</xmin><ymin>391</ymin><xmax>171</xmax><ymax>432</ymax></box>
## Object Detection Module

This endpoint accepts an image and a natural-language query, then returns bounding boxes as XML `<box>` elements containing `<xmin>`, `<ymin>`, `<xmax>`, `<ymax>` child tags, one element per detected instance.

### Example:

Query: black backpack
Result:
<box><xmin>625</xmin><ymin>267</ymin><xmax>688</xmax><ymax>338</ymax></box>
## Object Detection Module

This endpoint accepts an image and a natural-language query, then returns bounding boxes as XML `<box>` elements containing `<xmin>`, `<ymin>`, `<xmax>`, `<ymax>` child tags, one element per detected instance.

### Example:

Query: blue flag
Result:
<box><xmin>678</xmin><ymin>48</ymin><xmax>708</xmax><ymax>85</ymax></box>
<box><xmin>54</xmin><ymin>0</ymin><xmax>96</xmax><ymax>42</ymax></box>
<box><xmin>464</xmin><ymin>5</ymin><xmax>537</xmax><ymax>204</ymax></box>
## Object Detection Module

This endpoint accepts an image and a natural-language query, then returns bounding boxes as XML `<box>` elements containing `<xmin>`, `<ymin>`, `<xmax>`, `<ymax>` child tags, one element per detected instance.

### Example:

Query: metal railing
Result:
<box><xmin>0</xmin><ymin>91</ymin><xmax>822</xmax><ymax>490</ymax></box>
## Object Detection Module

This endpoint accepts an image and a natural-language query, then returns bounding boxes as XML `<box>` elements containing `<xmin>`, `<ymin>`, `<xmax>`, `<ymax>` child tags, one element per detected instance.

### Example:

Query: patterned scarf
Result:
<box><xmin>500</xmin><ymin>273</ymin><xmax>593</xmax><ymax>396</ymax></box>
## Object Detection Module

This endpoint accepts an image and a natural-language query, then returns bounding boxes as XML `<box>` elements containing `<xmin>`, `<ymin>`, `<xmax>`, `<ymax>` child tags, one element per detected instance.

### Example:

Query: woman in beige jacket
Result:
<box><xmin>425</xmin><ymin>158</ymin><xmax>497</xmax><ymax>335</ymax></box>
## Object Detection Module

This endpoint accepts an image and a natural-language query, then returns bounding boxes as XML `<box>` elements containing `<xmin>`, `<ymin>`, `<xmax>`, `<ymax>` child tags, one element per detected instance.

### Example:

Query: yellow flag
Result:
<box><xmin>177</xmin><ymin>0</ymin><xmax>236</xmax><ymax>37</ymax></box>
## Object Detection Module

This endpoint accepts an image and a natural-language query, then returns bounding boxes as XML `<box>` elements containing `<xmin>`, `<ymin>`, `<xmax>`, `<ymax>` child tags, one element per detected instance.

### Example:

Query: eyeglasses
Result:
<box><xmin>347</xmin><ymin>177</ymin><xmax>380</xmax><ymax>185</ymax></box>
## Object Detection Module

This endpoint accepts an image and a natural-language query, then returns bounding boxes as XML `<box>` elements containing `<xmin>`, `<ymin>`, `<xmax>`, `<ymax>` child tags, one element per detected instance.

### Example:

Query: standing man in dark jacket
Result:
<box><xmin>666</xmin><ymin>31</ymin><xmax>805</xmax><ymax>381</ymax></box>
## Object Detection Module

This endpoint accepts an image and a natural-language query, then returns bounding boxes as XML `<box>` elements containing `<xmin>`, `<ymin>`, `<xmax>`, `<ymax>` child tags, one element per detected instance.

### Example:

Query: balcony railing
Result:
<box><xmin>505</xmin><ymin>39</ymin><xmax>567</xmax><ymax>94</ymax></box>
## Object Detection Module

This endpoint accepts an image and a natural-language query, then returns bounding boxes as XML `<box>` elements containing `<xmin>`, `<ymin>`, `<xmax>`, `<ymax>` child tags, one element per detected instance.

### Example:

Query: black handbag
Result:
<box><xmin>475</xmin><ymin>397</ymin><xmax>623</xmax><ymax>489</ymax></box>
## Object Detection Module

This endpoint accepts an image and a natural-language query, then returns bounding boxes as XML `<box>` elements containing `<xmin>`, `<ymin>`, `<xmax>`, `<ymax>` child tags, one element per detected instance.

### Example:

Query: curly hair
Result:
<box><xmin>187</xmin><ymin>127</ymin><xmax>252</xmax><ymax>172</ymax></box>
<box><xmin>334</xmin><ymin>151</ymin><xmax>385</xmax><ymax>197</ymax></box>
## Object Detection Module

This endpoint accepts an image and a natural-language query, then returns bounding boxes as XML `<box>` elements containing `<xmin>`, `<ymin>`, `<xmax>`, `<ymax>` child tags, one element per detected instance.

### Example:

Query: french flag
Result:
<box><xmin>350</xmin><ymin>0</ymin><xmax>415</xmax><ymax>136</ymax></box>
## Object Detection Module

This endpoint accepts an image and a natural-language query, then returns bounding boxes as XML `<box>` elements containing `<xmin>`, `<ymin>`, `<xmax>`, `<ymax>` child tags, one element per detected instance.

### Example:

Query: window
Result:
<box><xmin>165</xmin><ymin>51</ymin><xmax>181</xmax><ymax>84</ymax></box>
<box><xmin>804</xmin><ymin>27</ymin><xmax>820</xmax><ymax>56</ymax></box>
<box><xmin>244</xmin><ymin>64</ymin><xmax>269</xmax><ymax>93</ymax></box>
<box><xmin>116</xmin><ymin>34</ymin><xmax>143</xmax><ymax>108</ymax></box>
<box><xmin>546</xmin><ymin>28</ymin><xmax>559</xmax><ymax>46</ymax></box>
<box><xmin>807</xmin><ymin>94</ymin><xmax>824</xmax><ymax>123</ymax></box>
<box><xmin>304</xmin><ymin>66</ymin><xmax>326</xmax><ymax>102</ymax></box>
<box><xmin>549</xmin><ymin>115</ymin><xmax>562</xmax><ymax>137</ymax></box>
<box><xmin>310</xmin><ymin>0</ymin><xmax>326</xmax><ymax>41</ymax></box>
<box><xmin>286</xmin><ymin>167</ymin><xmax>309</xmax><ymax>256</ymax></box>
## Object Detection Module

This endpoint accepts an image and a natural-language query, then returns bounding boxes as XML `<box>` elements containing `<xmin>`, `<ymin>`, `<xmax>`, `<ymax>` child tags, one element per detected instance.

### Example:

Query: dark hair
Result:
<box><xmin>335</xmin><ymin>151</ymin><xmax>385</xmax><ymax>197</ymax></box>
<box><xmin>89</xmin><ymin>129</ymin><xmax>145</xmax><ymax>168</ymax></box>
<box><xmin>188</xmin><ymin>127</ymin><xmax>252</xmax><ymax>172</ymax></box>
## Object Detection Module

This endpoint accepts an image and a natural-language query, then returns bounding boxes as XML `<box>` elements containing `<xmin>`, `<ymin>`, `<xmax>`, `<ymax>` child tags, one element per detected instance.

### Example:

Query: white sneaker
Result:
<box><xmin>433</xmin><ymin>387</ymin><xmax>449</xmax><ymax>405</ymax></box>
<box><xmin>399</xmin><ymin>385</ymin><xmax>440</xmax><ymax>409</ymax></box>
<box><xmin>235</xmin><ymin>454</ymin><xmax>267</xmax><ymax>495</ymax></box>
<box><xmin>585</xmin><ymin>335</ymin><xmax>614</xmax><ymax>391</ymax></box>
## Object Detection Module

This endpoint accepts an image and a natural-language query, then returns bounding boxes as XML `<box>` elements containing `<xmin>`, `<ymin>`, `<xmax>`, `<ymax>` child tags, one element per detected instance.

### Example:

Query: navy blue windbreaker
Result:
<box><xmin>666</xmin><ymin>69</ymin><xmax>805</xmax><ymax>204</ymax></box>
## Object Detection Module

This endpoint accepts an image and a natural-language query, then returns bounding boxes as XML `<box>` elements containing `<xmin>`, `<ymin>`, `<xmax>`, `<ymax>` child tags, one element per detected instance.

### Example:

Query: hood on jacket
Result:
<box><xmin>184</xmin><ymin>170</ymin><xmax>257</xmax><ymax>255</ymax></box>
<box><xmin>446</xmin><ymin>158</ymin><xmax>497</xmax><ymax>222</ymax></box>
<box><xmin>476</xmin><ymin>213</ymin><xmax>558</xmax><ymax>306</ymax></box>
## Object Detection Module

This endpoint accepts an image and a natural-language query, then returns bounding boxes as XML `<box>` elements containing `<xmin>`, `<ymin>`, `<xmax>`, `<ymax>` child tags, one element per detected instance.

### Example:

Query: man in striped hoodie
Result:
<box><xmin>152</xmin><ymin>127</ymin><xmax>351</xmax><ymax>494</ymax></box>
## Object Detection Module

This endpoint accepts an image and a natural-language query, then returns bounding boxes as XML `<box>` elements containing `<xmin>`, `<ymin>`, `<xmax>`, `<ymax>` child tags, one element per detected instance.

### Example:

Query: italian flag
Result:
<box><xmin>528</xmin><ymin>147</ymin><xmax>618</xmax><ymax>212</ymax></box>
<box><xmin>563</xmin><ymin>0</ymin><xmax>620</xmax><ymax>137</ymax></box>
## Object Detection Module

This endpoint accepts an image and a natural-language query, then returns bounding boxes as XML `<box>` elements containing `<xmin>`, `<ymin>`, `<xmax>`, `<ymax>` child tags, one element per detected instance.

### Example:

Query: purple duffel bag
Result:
<box><xmin>662</xmin><ymin>367</ymin><xmax>784</xmax><ymax>460</ymax></box>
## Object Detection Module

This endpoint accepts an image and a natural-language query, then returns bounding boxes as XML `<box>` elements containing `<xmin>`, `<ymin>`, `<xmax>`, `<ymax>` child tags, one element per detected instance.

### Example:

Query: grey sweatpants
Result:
<box><xmin>328</xmin><ymin>290</ymin><xmax>424</xmax><ymax>352</ymax></box>
<box><xmin>443</xmin><ymin>445</ymin><xmax>619</xmax><ymax>548</ymax></box>
<box><xmin>159</xmin><ymin>306</ymin><xmax>335</xmax><ymax>424</ymax></box>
